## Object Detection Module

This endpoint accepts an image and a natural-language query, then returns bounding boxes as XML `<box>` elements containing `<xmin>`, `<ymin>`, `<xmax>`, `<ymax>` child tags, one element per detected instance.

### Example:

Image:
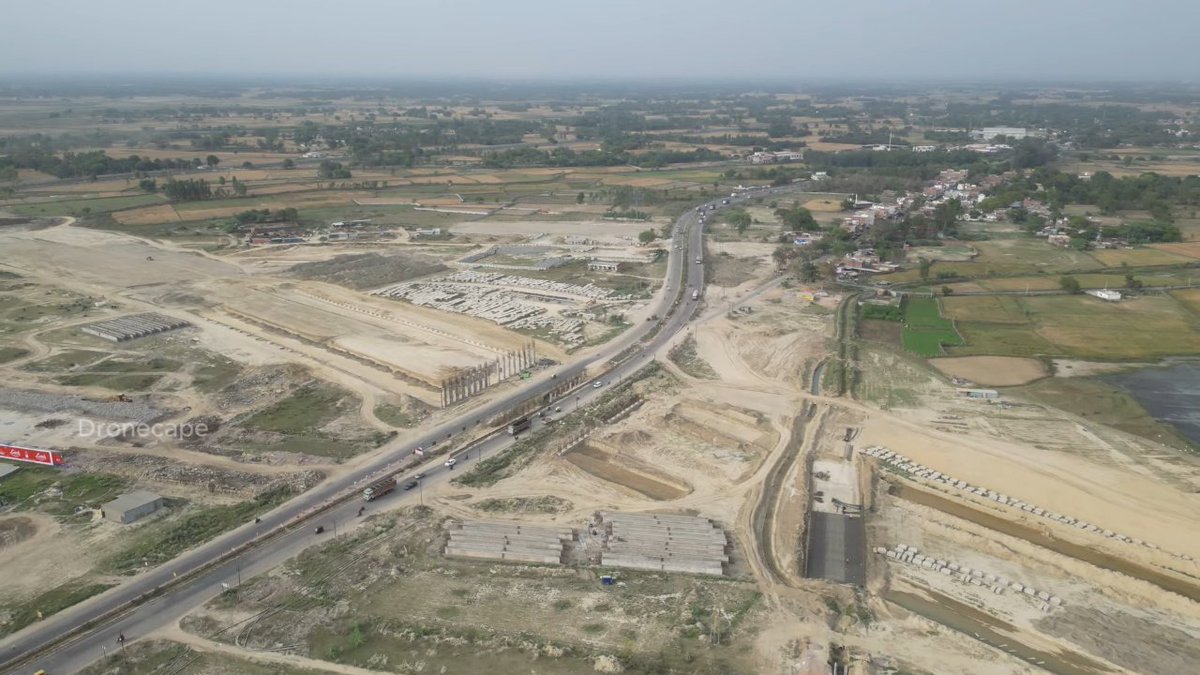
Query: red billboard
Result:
<box><xmin>0</xmin><ymin>443</ymin><xmax>66</xmax><ymax>467</ymax></box>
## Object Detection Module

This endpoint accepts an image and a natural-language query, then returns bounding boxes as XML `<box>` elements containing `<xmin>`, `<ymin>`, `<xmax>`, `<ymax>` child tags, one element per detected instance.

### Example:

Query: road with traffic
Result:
<box><xmin>2</xmin><ymin>185</ymin><xmax>793</xmax><ymax>674</ymax></box>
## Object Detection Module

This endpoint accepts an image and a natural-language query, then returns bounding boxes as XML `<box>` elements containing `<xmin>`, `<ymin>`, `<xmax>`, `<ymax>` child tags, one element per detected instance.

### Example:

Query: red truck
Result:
<box><xmin>362</xmin><ymin>476</ymin><xmax>397</xmax><ymax>502</ymax></box>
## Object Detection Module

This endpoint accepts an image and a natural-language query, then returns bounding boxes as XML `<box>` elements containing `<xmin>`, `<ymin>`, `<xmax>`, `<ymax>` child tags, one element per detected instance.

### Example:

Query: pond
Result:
<box><xmin>1105</xmin><ymin>359</ymin><xmax>1200</xmax><ymax>447</ymax></box>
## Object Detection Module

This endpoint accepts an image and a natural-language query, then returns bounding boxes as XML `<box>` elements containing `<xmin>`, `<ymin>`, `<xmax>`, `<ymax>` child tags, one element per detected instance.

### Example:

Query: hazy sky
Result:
<box><xmin>3</xmin><ymin>0</ymin><xmax>1196</xmax><ymax>81</ymax></box>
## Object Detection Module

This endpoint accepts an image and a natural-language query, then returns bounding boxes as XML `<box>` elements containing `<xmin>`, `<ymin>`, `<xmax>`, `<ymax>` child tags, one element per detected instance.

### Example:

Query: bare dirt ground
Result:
<box><xmin>869</xmin><ymin>484</ymin><xmax>1200</xmax><ymax>674</ymax></box>
<box><xmin>929</xmin><ymin>355</ymin><xmax>1048</xmax><ymax>386</ymax></box>
<box><xmin>449</xmin><ymin>218</ymin><xmax>649</xmax><ymax>240</ymax></box>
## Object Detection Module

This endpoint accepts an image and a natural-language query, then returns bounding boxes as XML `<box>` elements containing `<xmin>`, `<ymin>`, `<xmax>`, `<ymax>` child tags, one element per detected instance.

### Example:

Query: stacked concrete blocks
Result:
<box><xmin>445</xmin><ymin>519</ymin><xmax>572</xmax><ymax>566</ymax></box>
<box><xmin>600</xmin><ymin>512</ymin><xmax>729</xmax><ymax>577</ymax></box>
<box><xmin>81</xmin><ymin>313</ymin><xmax>190</xmax><ymax>342</ymax></box>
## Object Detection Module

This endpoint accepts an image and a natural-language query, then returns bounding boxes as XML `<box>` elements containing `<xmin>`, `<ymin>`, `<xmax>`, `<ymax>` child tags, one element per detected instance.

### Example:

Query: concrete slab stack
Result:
<box><xmin>81</xmin><ymin>313</ymin><xmax>191</xmax><ymax>343</ymax></box>
<box><xmin>599</xmin><ymin>512</ymin><xmax>730</xmax><ymax>577</ymax></box>
<box><xmin>444</xmin><ymin>519</ymin><xmax>572</xmax><ymax>566</ymax></box>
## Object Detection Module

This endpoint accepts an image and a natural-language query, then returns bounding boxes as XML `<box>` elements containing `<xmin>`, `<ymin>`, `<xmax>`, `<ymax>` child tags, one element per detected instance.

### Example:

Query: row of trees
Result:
<box><xmin>0</xmin><ymin>147</ymin><xmax>205</xmax><ymax>179</ymax></box>
<box><xmin>161</xmin><ymin>178</ymin><xmax>212</xmax><ymax>202</ymax></box>
<box><xmin>233</xmin><ymin>208</ymin><xmax>298</xmax><ymax>225</ymax></box>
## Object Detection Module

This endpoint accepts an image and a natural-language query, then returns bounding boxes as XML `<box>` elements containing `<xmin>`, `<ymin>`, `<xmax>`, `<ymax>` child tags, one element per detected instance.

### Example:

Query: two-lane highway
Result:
<box><xmin>3</xmin><ymin>185</ymin><xmax>793</xmax><ymax>674</ymax></box>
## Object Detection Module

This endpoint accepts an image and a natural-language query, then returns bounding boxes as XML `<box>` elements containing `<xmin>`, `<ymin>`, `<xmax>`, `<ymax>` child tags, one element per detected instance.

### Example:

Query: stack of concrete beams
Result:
<box><xmin>600</xmin><ymin>512</ymin><xmax>729</xmax><ymax>576</ymax></box>
<box><xmin>81</xmin><ymin>313</ymin><xmax>190</xmax><ymax>342</ymax></box>
<box><xmin>444</xmin><ymin>520</ymin><xmax>572</xmax><ymax>566</ymax></box>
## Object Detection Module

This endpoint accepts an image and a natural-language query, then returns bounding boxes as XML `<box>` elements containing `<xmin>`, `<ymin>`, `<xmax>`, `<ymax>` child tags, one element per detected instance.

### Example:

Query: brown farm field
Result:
<box><xmin>929</xmin><ymin>355</ymin><xmax>1048</xmax><ymax>386</ymax></box>
<box><xmin>1172</xmin><ymin>288</ymin><xmax>1200</xmax><ymax>315</ymax></box>
<box><xmin>1089</xmin><ymin>246</ymin><xmax>1196</xmax><ymax>266</ymax></box>
<box><xmin>1152</xmin><ymin>241</ymin><xmax>1200</xmax><ymax>259</ymax></box>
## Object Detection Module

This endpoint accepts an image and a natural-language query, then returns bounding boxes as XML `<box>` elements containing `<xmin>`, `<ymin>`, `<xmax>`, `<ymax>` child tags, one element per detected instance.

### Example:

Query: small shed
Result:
<box><xmin>0</xmin><ymin>463</ymin><xmax>19</xmax><ymax>481</ymax></box>
<box><xmin>102</xmin><ymin>490</ymin><xmax>165</xmax><ymax>524</ymax></box>
<box><xmin>587</xmin><ymin>260</ymin><xmax>620</xmax><ymax>272</ymax></box>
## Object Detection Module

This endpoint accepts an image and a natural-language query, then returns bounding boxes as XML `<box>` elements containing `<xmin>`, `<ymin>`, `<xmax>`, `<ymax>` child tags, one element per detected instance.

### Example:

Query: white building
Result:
<box><xmin>1087</xmin><ymin>289</ymin><xmax>1122</xmax><ymax>302</ymax></box>
<box><xmin>587</xmin><ymin>260</ymin><xmax>621</xmax><ymax>272</ymax></box>
<box><xmin>971</xmin><ymin>127</ymin><xmax>1029</xmax><ymax>141</ymax></box>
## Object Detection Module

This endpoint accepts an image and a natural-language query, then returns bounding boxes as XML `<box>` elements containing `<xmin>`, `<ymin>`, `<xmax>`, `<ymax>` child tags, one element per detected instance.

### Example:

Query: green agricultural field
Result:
<box><xmin>8</xmin><ymin>194</ymin><xmax>166</xmax><ymax>217</ymax></box>
<box><xmin>891</xmin><ymin>239</ymin><xmax>1107</xmax><ymax>283</ymax></box>
<box><xmin>948</xmin><ymin>294</ymin><xmax>1200</xmax><ymax>359</ymax></box>
<box><xmin>940</xmin><ymin>295</ymin><xmax>1028</xmax><ymax>324</ymax></box>
<box><xmin>900</xmin><ymin>297</ymin><xmax>963</xmax><ymax>357</ymax></box>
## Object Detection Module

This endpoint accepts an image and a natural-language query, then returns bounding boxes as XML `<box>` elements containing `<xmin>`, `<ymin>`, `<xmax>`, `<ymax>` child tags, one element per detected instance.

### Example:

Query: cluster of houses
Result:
<box><xmin>836</xmin><ymin>249</ymin><xmax>900</xmax><ymax>279</ymax></box>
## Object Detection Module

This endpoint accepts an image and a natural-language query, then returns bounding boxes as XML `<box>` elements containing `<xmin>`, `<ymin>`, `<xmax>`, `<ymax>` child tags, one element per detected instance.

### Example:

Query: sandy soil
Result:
<box><xmin>0</xmin><ymin>513</ymin><xmax>96</xmax><ymax>600</ymax></box>
<box><xmin>856</xmin><ymin>418</ymin><xmax>1200</xmax><ymax>562</ymax></box>
<box><xmin>1051</xmin><ymin>359</ymin><xmax>1147</xmax><ymax>377</ymax></box>
<box><xmin>929</xmin><ymin>355</ymin><xmax>1048</xmax><ymax>386</ymax></box>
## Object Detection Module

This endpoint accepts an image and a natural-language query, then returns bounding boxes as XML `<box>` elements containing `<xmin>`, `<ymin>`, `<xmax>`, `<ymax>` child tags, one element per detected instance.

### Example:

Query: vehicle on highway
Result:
<box><xmin>403</xmin><ymin>480</ymin><xmax>419</xmax><ymax>490</ymax></box>
<box><xmin>362</xmin><ymin>476</ymin><xmax>397</xmax><ymax>502</ymax></box>
<box><xmin>314</xmin><ymin>526</ymin><xmax>325</xmax><ymax>534</ymax></box>
<box><xmin>444</xmin><ymin>457</ymin><xmax>457</xmax><ymax>468</ymax></box>
<box><xmin>555</xmin><ymin>406</ymin><xmax>562</xmax><ymax>412</ymax></box>
<box><xmin>695</xmin><ymin>256</ymin><xmax>702</xmax><ymax>264</ymax></box>
<box><xmin>593</xmin><ymin>380</ymin><xmax>604</xmax><ymax>388</ymax></box>
<box><xmin>692</xmin><ymin>289</ymin><xmax>700</xmax><ymax>300</ymax></box>
<box><xmin>508</xmin><ymin>416</ymin><xmax>532</xmax><ymax>435</ymax></box>
<box><xmin>413</xmin><ymin>472</ymin><xmax>425</xmax><ymax>480</ymax></box>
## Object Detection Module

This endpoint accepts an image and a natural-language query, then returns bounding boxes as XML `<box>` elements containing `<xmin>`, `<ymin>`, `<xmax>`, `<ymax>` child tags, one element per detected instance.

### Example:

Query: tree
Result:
<box><xmin>638</xmin><ymin>229</ymin><xmax>656</xmax><ymax>245</ymax></box>
<box><xmin>797</xmin><ymin>260</ymin><xmax>819</xmax><ymax>282</ymax></box>
<box><xmin>205</xmin><ymin>155</ymin><xmax>220</xmax><ymax>168</ymax></box>
<box><xmin>1124</xmin><ymin>274</ymin><xmax>1144</xmax><ymax>290</ymax></box>
<box><xmin>282</xmin><ymin>158</ymin><xmax>295</xmax><ymax>169</ymax></box>
<box><xmin>137</xmin><ymin>178</ymin><xmax>157</xmax><ymax>193</ymax></box>
<box><xmin>241</xmin><ymin>161</ymin><xmax>254</xmax><ymax>169</ymax></box>
<box><xmin>918</xmin><ymin>257</ymin><xmax>933</xmax><ymax>281</ymax></box>
<box><xmin>1059</xmin><ymin>275</ymin><xmax>1082</xmax><ymax>294</ymax></box>
<box><xmin>725</xmin><ymin>208</ymin><xmax>752</xmax><ymax>233</ymax></box>
<box><xmin>774</xmin><ymin>206</ymin><xmax>817</xmax><ymax>232</ymax></box>
<box><xmin>576</xmin><ymin>192</ymin><xmax>585</xmax><ymax>204</ymax></box>
<box><xmin>942</xmin><ymin>286</ymin><xmax>954</xmax><ymax>296</ymax></box>
<box><xmin>162</xmin><ymin>178</ymin><xmax>213</xmax><ymax>202</ymax></box>
<box><xmin>318</xmin><ymin>160</ymin><xmax>351</xmax><ymax>179</ymax></box>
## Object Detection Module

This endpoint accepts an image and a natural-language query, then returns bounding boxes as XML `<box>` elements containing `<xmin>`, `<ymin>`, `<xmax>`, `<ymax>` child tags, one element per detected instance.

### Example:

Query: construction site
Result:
<box><xmin>3</xmin><ymin>187</ymin><xmax>1200</xmax><ymax>674</ymax></box>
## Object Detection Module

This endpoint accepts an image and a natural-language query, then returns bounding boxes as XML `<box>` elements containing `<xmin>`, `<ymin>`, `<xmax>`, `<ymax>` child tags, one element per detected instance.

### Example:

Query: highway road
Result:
<box><xmin>1</xmin><ymin>185</ymin><xmax>793</xmax><ymax>674</ymax></box>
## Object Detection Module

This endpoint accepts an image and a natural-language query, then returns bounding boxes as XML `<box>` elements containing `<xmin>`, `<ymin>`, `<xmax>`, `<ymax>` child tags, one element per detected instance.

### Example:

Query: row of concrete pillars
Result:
<box><xmin>440</xmin><ymin>342</ymin><xmax>537</xmax><ymax>407</ymax></box>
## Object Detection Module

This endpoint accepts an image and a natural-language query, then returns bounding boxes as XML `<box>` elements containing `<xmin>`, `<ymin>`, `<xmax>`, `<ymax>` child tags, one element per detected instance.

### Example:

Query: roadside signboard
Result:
<box><xmin>0</xmin><ymin>443</ymin><xmax>66</xmax><ymax>467</ymax></box>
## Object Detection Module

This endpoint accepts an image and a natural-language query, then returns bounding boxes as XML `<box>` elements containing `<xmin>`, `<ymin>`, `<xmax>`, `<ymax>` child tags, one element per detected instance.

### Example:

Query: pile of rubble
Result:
<box><xmin>0</xmin><ymin>388</ymin><xmax>166</xmax><ymax>425</ymax></box>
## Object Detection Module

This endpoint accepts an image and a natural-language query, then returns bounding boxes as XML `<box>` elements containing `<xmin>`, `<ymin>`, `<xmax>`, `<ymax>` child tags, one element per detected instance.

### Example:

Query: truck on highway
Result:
<box><xmin>508</xmin><ymin>416</ymin><xmax>531</xmax><ymax>435</ymax></box>
<box><xmin>362</xmin><ymin>476</ymin><xmax>397</xmax><ymax>502</ymax></box>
